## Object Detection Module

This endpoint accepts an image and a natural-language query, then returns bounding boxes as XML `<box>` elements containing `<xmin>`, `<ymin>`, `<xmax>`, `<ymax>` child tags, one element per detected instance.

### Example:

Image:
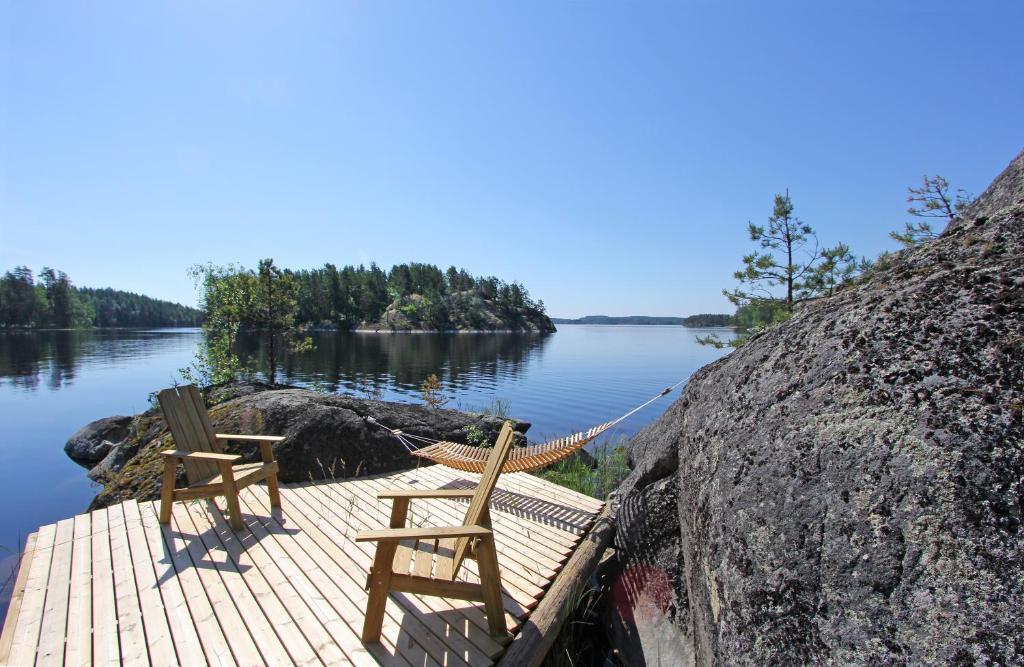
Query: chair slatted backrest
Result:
<box><xmin>157</xmin><ymin>385</ymin><xmax>224</xmax><ymax>483</ymax></box>
<box><xmin>447</xmin><ymin>422</ymin><xmax>516</xmax><ymax>580</ymax></box>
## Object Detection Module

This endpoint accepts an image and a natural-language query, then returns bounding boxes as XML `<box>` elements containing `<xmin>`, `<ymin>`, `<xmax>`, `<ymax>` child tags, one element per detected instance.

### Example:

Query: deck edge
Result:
<box><xmin>497</xmin><ymin>500</ymin><xmax>615</xmax><ymax>667</ymax></box>
<box><xmin>0</xmin><ymin>531</ymin><xmax>39</xmax><ymax>663</ymax></box>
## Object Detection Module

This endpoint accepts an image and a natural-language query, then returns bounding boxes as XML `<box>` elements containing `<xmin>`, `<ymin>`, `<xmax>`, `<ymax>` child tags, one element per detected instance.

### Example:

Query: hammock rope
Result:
<box><xmin>366</xmin><ymin>379</ymin><xmax>686</xmax><ymax>473</ymax></box>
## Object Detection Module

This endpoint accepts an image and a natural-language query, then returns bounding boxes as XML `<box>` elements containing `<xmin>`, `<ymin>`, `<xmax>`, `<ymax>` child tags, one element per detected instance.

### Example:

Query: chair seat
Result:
<box><xmin>189</xmin><ymin>461</ymin><xmax>279</xmax><ymax>492</ymax></box>
<box><xmin>393</xmin><ymin>536</ymin><xmax>466</xmax><ymax>581</ymax></box>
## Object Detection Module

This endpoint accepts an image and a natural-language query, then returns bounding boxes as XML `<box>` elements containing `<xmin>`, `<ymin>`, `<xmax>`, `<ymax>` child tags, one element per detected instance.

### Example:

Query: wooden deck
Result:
<box><xmin>0</xmin><ymin>466</ymin><xmax>603</xmax><ymax>666</ymax></box>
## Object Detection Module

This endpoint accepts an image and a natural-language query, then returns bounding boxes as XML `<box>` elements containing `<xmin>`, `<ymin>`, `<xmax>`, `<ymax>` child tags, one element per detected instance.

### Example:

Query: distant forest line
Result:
<box><xmin>551</xmin><ymin>314</ymin><xmax>734</xmax><ymax>327</ymax></box>
<box><xmin>0</xmin><ymin>266</ymin><xmax>203</xmax><ymax>329</ymax></box>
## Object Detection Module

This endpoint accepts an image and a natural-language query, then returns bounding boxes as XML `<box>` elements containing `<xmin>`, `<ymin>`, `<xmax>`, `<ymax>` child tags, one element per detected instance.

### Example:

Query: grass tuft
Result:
<box><xmin>537</xmin><ymin>440</ymin><xmax>629</xmax><ymax>500</ymax></box>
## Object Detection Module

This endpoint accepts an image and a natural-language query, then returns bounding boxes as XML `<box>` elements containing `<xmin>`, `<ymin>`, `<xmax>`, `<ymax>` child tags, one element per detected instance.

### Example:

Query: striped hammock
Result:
<box><xmin>408</xmin><ymin>419</ymin><xmax>620</xmax><ymax>473</ymax></box>
<box><xmin>369</xmin><ymin>380</ymin><xmax>685</xmax><ymax>474</ymax></box>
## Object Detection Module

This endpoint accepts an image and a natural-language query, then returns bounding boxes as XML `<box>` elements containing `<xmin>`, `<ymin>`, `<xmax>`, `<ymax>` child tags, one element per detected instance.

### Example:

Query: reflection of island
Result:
<box><xmin>235</xmin><ymin>331</ymin><xmax>554</xmax><ymax>394</ymax></box>
<box><xmin>0</xmin><ymin>329</ymin><xmax>554</xmax><ymax>397</ymax></box>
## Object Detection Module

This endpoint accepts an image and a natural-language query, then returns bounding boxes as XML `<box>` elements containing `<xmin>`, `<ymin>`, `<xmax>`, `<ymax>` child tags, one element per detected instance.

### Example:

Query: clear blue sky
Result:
<box><xmin>1</xmin><ymin>2</ymin><xmax>1021</xmax><ymax>317</ymax></box>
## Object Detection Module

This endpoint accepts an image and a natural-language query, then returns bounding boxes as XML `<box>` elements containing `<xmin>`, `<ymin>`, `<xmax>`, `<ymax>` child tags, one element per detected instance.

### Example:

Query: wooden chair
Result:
<box><xmin>355</xmin><ymin>422</ymin><xmax>517</xmax><ymax>643</ymax></box>
<box><xmin>157</xmin><ymin>385</ymin><xmax>284</xmax><ymax>530</ymax></box>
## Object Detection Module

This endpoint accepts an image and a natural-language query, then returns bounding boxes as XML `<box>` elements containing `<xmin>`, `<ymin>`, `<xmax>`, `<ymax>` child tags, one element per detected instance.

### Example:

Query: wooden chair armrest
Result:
<box><xmin>377</xmin><ymin>489</ymin><xmax>477</xmax><ymax>500</ymax></box>
<box><xmin>214</xmin><ymin>435</ymin><xmax>281</xmax><ymax>463</ymax></box>
<box><xmin>355</xmin><ymin>525</ymin><xmax>492</xmax><ymax>543</ymax></box>
<box><xmin>160</xmin><ymin>449</ymin><xmax>241</xmax><ymax>462</ymax></box>
<box><xmin>215</xmin><ymin>434</ymin><xmax>286</xmax><ymax>443</ymax></box>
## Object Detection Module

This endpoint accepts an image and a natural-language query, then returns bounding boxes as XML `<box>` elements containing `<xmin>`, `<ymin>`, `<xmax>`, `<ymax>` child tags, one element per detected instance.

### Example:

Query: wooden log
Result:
<box><xmin>496</xmin><ymin>498</ymin><xmax>616</xmax><ymax>667</ymax></box>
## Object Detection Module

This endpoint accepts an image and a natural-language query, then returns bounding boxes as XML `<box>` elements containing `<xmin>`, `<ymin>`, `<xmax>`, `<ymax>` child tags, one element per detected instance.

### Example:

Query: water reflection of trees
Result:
<box><xmin>237</xmin><ymin>332</ymin><xmax>553</xmax><ymax>394</ymax></box>
<box><xmin>0</xmin><ymin>331</ymin><xmax>81</xmax><ymax>390</ymax></box>
<box><xmin>0</xmin><ymin>330</ymin><xmax>199</xmax><ymax>391</ymax></box>
<box><xmin>1</xmin><ymin>329</ymin><xmax>553</xmax><ymax>396</ymax></box>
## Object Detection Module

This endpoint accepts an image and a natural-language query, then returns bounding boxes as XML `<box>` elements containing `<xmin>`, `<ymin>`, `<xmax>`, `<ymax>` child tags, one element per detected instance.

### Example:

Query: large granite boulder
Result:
<box><xmin>64</xmin><ymin>415</ymin><xmax>132</xmax><ymax>467</ymax></box>
<box><xmin>614</xmin><ymin>150</ymin><xmax>1024</xmax><ymax>665</ymax></box>
<box><xmin>82</xmin><ymin>383</ymin><xmax>530</xmax><ymax>510</ymax></box>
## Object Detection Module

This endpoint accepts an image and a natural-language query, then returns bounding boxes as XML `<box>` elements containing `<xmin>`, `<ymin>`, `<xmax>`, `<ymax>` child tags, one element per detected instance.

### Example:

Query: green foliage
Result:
<box><xmin>287</xmin><ymin>261</ymin><xmax>548</xmax><ymax>330</ymax></box>
<box><xmin>804</xmin><ymin>243</ymin><xmax>871</xmax><ymax>298</ymax></box>
<box><xmin>465</xmin><ymin>425</ymin><xmax>489</xmax><ymax>447</ymax></box>
<box><xmin>890</xmin><ymin>175</ymin><xmax>974</xmax><ymax>248</ymax></box>
<box><xmin>724</xmin><ymin>190</ymin><xmax>822</xmax><ymax>310</ymax></box>
<box><xmin>890</xmin><ymin>221</ymin><xmax>939</xmax><ymax>248</ymax></box>
<box><xmin>182</xmin><ymin>259</ymin><xmax>313</xmax><ymax>385</ymax></box>
<box><xmin>906</xmin><ymin>174</ymin><xmax>973</xmax><ymax>221</ymax></box>
<box><xmin>704</xmin><ymin>191</ymin><xmax>866</xmax><ymax>349</ymax></box>
<box><xmin>0</xmin><ymin>265</ymin><xmax>200</xmax><ymax>329</ymax></box>
<box><xmin>536</xmin><ymin>442</ymin><xmax>629</xmax><ymax>500</ymax></box>
<box><xmin>420</xmin><ymin>373</ymin><xmax>448</xmax><ymax>408</ymax></box>
<box><xmin>681</xmin><ymin>313</ymin><xmax>734</xmax><ymax>327</ymax></box>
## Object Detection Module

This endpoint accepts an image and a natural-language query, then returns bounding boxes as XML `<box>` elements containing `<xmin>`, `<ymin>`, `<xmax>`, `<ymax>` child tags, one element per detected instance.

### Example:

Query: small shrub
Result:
<box><xmin>420</xmin><ymin>373</ymin><xmax>448</xmax><ymax>408</ymax></box>
<box><xmin>465</xmin><ymin>425</ymin><xmax>489</xmax><ymax>447</ymax></box>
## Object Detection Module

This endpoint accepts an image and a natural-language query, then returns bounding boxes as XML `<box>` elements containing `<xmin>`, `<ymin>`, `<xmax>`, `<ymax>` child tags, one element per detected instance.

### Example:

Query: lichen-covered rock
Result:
<box><xmin>82</xmin><ymin>383</ymin><xmax>530</xmax><ymax>510</ymax></box>
<box><xmin>614</xmin><ymin>150</ymin><xmax>1024</xmax><ymax>665</ymax></box>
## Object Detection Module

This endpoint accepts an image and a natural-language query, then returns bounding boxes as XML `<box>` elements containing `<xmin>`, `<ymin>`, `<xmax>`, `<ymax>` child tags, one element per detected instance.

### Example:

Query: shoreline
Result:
<box><xmin>349</xmin><ymin>327</ymin><xmax>555</xmax><ymax>334</ymax></box>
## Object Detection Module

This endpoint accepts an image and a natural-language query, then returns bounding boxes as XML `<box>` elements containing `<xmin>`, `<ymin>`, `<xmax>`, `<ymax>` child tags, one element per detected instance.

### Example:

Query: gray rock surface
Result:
<box><xmin>63</xmin><ymin>415</ymin><xmax>132</xmax><ymax>467</ymax></box>
<box><xmin>83</xmin><ymin>383</ymin><xmax>530</xmax><ymax>510</ymax></box>
<box><xmin>614</xmin><ymin>149</ymin><xmax>1024</xmax><ymax>665</ymax></box>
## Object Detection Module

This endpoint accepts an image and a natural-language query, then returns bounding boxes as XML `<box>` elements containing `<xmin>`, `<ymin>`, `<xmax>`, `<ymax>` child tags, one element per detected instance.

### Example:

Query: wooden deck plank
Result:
<box><xmin>148</xmin><ymin>501</ymin><xmax>236</xmax><ymax>667</ymax></box>
<box><xmin>1</xmin><ymin>468</ymin><xmax>601</xmax><ymax>667</ymax></box>
<box><xmin>300</xmin><ymin>481</ymin><xmax>533</xmax><ymax>620</ymax></box>
<box><xmin>423</xmin><ymin>469</ymin><xmax>598</xmax><ymax>536</ymax></box>
<box><xmin>36</xmin><ymin>518</ymin><xmax>74</xmax><ymax>666</ymax></box>
<box><xmin>90</xmin><ymin>507</ymin><xmax>120</xmax><ymax>666</ymax></box>
<box><xmin>64</xmin><ymin>514</ymin><xmax>92</xmax><ymax>667</ymax></box>
<box><xmin>349</xmin><ymin>475</ymin><xmax>562</xmax><ymax>589</ymax></box>
<box><xmin>275</xmin><ymin>484</ymin><xmax>509</xmax><ymax>662</ymax></box>
<box><xmin>507</xmin><ymin>471</ymin><xmax>605</xmax><ymax>513</ymax></box>
<box><xmin>7</xmin><ymin>522</ymin><xmax>56</xmax><ymax>666</ymax></box>
<box><xmin>239</xmin><ymin>486</ymin><xmax>451</xmax><ymax>667</ymax></box>
<box><xmin>197</xmin><ymin>493</ymin><xmax>342</xmax><ymax>663</ymax></box>
<box><xmin>265</xmin><ymin>485</ymin><xmax>489</xmax><ymax>666</ymax></box>
<box><xmin>172</xmin><ymin>500</ymin><xmax>295</xmax><ymax>666</ymax></box>
<box><xmin>121</xmin><ymin>501</ymin><xmax>179</xmax><ymax>666</ymax></box>
<box><xmin>374</xmin><ymin>466</ymin><xmax>583</xmax><ymax>552</ymax></box>
<box><xmin>336</xmin><ymin>475</ymin><xmax>562</xmax><ymax>585</ymax></box>
<box><xmin>223</xmin><ymin>493</ymin><xmax>387</xmax><ymax>667</ymax></box>
<box><xmin>380</xmin><ymin>469</ymin><xmax>581</xmax><ymax>569</ymax></box>
<box><xmin>362</xmin><ymin>468</ymin><xmax>573</xmax><ymax>550</ymax></box>
<box><xmin>340</xmin><ymin>478</ymin><xmax>551</xmax><ymax>608</ymax></box>
<box><xmin>165</xmin><ymin>500</ymin><xmax>265</xmax><ymax>667</ymax></box>
<box><xmin>124</xmin><ymin>500</ymin><xmax>206</xmax><ymax>667</ymax></box>
<box><xmin>107</xmin><ymin>503</ymin><xmax>150</xmax><ymax>666</ymax></box>
<box><xmin>0</xmin><ymin>532</ymin><xmax>38</xmax><ymax>664</ymax></box>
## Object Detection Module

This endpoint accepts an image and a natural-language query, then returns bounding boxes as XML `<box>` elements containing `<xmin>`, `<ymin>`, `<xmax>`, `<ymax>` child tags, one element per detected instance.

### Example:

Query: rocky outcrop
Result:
<box><xmin>64</xmin><ymin>415</ymin><xmax>133</xmax><ymax>467</ymax></box>
<box><xmin>78</xmin><ymin>382</ymin><xmax>530</xmax><ymax>510</ymax></box>
<box><xmin>365</xmin><ymin>290</ymin><xmax>556</xmax><ymax>332</ymax></box>
<box><xmin>614</xmin><ymin>150</ymin><xmax>1024</xmax><ymax>665</ymax></box>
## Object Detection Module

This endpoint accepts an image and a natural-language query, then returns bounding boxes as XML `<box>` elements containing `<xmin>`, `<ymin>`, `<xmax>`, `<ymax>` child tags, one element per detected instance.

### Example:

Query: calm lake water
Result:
<box><xmin>0</xmin><ymin>325</ymin><xmax>733</xmax><ymax>608</ymax></box>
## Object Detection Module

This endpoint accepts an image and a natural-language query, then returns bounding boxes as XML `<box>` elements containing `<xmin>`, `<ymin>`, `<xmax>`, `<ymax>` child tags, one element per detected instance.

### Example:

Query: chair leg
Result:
<box><xmin>259</xmin><ymin>441</ymin><xmax>281</xmax><ymax>507</ymax></box>
<box><xmin>267</xmin><ymin>471</ymin><xmax>281</xmax><ymax>507</ymax></box>
<box><xmin>159</xmin><ymin>460</ymin><xmax>177</xmax><ymax>524</ymax></box>
<box><xmin>218</xmin><ymin>462</ymin><xmax>244</xmax><ymax>530</ymax></box>
<box><xmin>475</xmin><ymin>535</ymin><xmax>508</xmax><ymax>637</ymax></box>
<box><xmin>362</xmin><ymin>542</ymin><xmax>397</xmax><ymax>643</ymax></box>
